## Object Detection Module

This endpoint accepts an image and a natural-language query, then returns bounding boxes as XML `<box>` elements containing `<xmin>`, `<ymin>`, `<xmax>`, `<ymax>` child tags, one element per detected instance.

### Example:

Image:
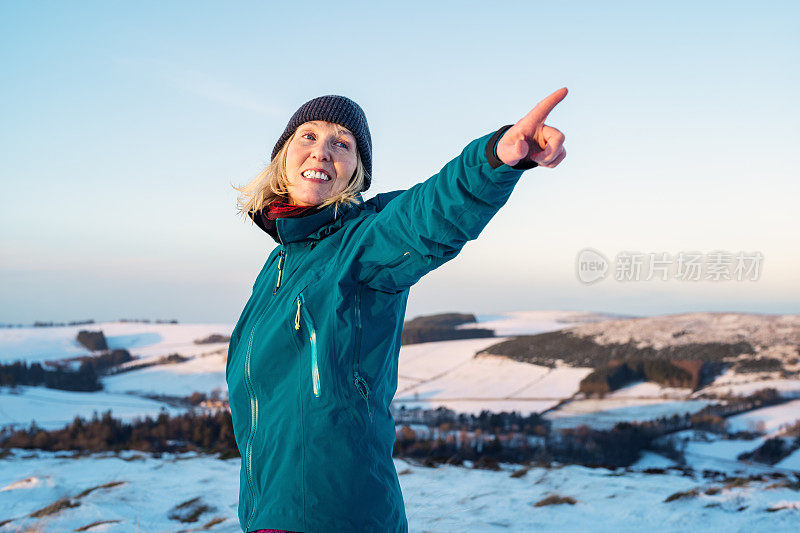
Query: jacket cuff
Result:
<box><xmin>485</xmin><ymin>124</ymin><xmax>539</xmax><ymax>170</ymax></box>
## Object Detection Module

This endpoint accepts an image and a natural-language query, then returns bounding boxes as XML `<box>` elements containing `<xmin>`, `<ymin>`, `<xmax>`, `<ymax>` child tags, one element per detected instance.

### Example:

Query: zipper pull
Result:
<box><xmin>294</xmin><ymin>298</ymin><xmax>301</xmax><ymax>330</ymax></box>
<box><xmin>273</xmin><ymin>248</ymin><xmax>286</xmax><ymax>296</ymax></box>
<box><xmin>354</xmin><ymin>371</ymin><xmax>373</xmax><ymax>423</ymax></box>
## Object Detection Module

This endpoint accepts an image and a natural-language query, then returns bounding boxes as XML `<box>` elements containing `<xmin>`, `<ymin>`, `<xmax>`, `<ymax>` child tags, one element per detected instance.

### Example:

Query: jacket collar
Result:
<box><xmin>252</xmin><ymin>193</ymin><xmax>365</xmax><ymax>245</ymax></box>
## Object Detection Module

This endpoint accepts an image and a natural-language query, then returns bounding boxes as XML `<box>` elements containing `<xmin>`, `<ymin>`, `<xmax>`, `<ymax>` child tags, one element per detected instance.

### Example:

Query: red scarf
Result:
<box><xmin>265</xmin><ymin>200</ymin><xmax>319</xmax><ymax>220</ymax></box>
<box><xmin>255</xmin><ymin>200</ymin><xmax>322</xmax><ymax>242</ymax></box>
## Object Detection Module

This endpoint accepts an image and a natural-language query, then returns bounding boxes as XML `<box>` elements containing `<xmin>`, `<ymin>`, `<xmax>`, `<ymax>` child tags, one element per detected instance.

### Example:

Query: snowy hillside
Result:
<box><xmin>0</xmin><ymin>387</ymin><xmax>183</xmax><ymax>430</ymax></box>
<box><xmin>0</xmin><ymin>321</ymin><xmax>233</xmax><ymax>364</ymax></box>
<box><xmin>2</xmin><ymin>311</ymin><xmax>799</xmax><ymax>432</ymax></box>
<box><xmin>395</xmin><ymin>338</ymin><xmax>591</xmax><ymax>415</ymax></box>
<box><xmin>1</xmin><ymin>450</ymin><xmax>798</xmax><ymax>532</ymax></box>
<box><xmin>2</xmin><ymin>311</ymin><xmax>800</xmax><ymax>531</ymax></box>
<box><xmin>0</xmin><ymin>312</ymin><xmax>621</xmax><ymax>427</ymax></box>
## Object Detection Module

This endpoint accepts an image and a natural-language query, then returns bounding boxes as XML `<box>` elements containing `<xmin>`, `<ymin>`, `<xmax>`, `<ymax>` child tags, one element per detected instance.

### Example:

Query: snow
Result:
<box><xmin>702</xmin><ymin>369</ymin><xmax>800</xmax><ymax>398</ymax></box>
<box><xmin>0</xmin><ymin>321</ymin><xmax>233</xmax><ymax>364</ymax></box>
<box><xmin>571</xmin><ymin>312</ymin><xmax>800</xmax><ymax>350</ymax></box>
<box><xmin>398</xmin><ymin>337</ymin><xmax>499</xmax><ymax>381</ymax></box>
<box><xmin>395</xmin><ymin>339</ymin><xmax>589</xmax><ymax>415</ymax></box>
<box><xmin>3</xmin><ymin>315</ymin><xmax>800</xmax><ymax>531</ymax></box>
<box><xmin>0</xmin><ymin>322</ymin><xmax>232</xmax><ymax>427</ymax></box>
<box><xmin>545</xmin><ymin>399</ymin><xmax>711</xmax><ymax>430</ymax></box>
<box><xmin>654</xmin><ymin>429</ymin><xmax>800</xmax><ymax>476</ymax></box>
<box><xmin>4</xmin><ymin>315</ymin><xmax>797</xmax><ymax>432</ymax></box>
<box><xmin>777</xmin><ymin>447</ymin><xmax>800</xmax><ymax>471</ymax></box>
<box><xmin>609</xmin><ymin>380</ymin><xmax>693</xmax><ymax>399</ymax></box>
<box><xmin>102</xmin><ymin>349</ymin><xmax>228</xmax><ymax>397</ymax></box>
<box><xmin>459</xmin><ymin>310</ymin><xmax>617</xmax><ymax>337</ymax></box>
<box><xmin>506</xmin><ymin>364</ymin><xmax>592</xmax><ymax>400</ymax></box>
<box><xmin>726</xmin><ymin>399</ymin><xmax>800</xmax><ymax>433</ymax></box>
<box><xmin>1</xmin><ymin>450</ymin><xmax>799</xmax><ymax>532</ymax></box>
<box><xmin>0</xmin><ymin>386</ymin><xmax>182</xmax><ymax>430</ymax></box>
<box><xmin>682</xmin><ymin>432</ymin><xmax>768</xmax><ymax>464</ymax></box>
<box><xmin>631</xmin><ymin>451</ymin><xmax>678</xmax><ymax>469</ymax></box>
<box><xmin>0</xmin><ymin>327</ymin><xmax>89</xmax><ymax>364</ymax></box>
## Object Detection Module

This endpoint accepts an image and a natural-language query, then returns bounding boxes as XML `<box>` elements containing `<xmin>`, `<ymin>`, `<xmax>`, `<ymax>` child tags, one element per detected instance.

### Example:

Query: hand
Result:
<box><xmin>496</xmin><ymin>87</ymin><xmax>568</xmax><ymax>168</ymax></box>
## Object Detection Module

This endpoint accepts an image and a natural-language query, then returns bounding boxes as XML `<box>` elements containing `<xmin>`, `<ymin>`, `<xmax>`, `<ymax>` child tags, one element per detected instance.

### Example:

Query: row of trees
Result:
<box><xmin>738</xmin><ymin>436</ymin><xmax>800</xmax><ymax>465</ymax></box>
<box><xmin>0</xmin><ymin>320</ymin><xmax>96</xmax><ymax>328</ymax></box>
<box><xmin>580</xmin><ymin>358</ymin><xmax>697</xmax><ymax>394</ymax></box>
<box><xmin>0</xmin><ymin>408</ymin><xmax>681</xmax><ymax>468</ymax></box>
<box><xmin>77</xmin><ymin>349</ymin><xmax>134</xmax><ymax>374</ymax></box>
<box><xmin>1</xmin><ymin>410</ymin><xmax>236</xmax><ymax>455</ymax></box>
<box><xmin>3</xmin><ymin>407</ymin><xmax>642</xmax><ymax>467</ymax></box>
<box><xmin>394</xmin><ymin>406</ymin><xmax>549</xmax><ymax>435</ymax></box>
<box><xmin>401</xmin><ymin>313</ymin><xmax>495</xmax><ymax>345</ymax></box>
<box><xmin>1</xmin><ymin>319</ymin><xmax>179</xmax><ymax>328</ymax></box>
<box><xmin>0</xmin><ymin>360</ymin><xmax>101</xmax><ymax>391</ymax></box>
<box><xmin>1</xmin><ymin>390</ymin><xmax>789</xmax><ymax>470</ymax></box>
<box><xmin>482</xmin><ymin>329</ymin><xmax>756</xmax><ymax>367</ymax></box>
<box><xmin>1</xmin><ymin>350</ymin><xmax>133</xmax><ymax>391</ymax></box>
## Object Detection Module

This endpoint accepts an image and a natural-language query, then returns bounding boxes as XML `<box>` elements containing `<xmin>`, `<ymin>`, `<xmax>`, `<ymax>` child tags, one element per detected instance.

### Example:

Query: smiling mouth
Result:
<box><xmin>301</xmin><ymin>169</ymin><xmax>332</xmax><ymax>182</ymax></box>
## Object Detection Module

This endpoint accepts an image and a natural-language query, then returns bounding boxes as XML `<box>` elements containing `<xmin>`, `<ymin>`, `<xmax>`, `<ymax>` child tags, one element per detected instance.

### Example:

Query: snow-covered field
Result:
<box><xmin>0</xmin><ymin>321</ymin><xmax>233</xmax><ymax>364</ymax></box>
<box><xmin>0</xmin><ymin>313</ymin><xmax>615</xmax><ymax>426</ymax></box>
<box><xmin>727</xmin><ymin>399</ymin><xmax>800</xmax><ymax>433</ymax></box>
<box><xmin>0</xmin><ymin>321</ymin><xmax>233</xmax><ymax>430</ymax></box>
<box><xmin>2</xmin><ymin>312</ymin><xmax>800</xmax><ymax>531</ymax></box>
<box><xmin>395</xmin><ymin>338</ymin><xmax>591</xmax><ymax>415</ymax></box>
<box><xmin>102</xmin><ymin>347</ymin><xmax>228</xmax><ymax>397</ymax></box>
<box><xmin>2</xmin><ymin>312</ymin><xmax>799</xmax><ymax>436</ymax></box>
<box><xmin>701</xmin><ymin>367</ymin><xmax>800</xmax><ymax>398</ymax></box>
<box><xmin>0</xmin><ymin>387</ymin><xmax>183</xmax><ymax>430</ymax></box>
<box><xmin>457</xmin><ymin>310</ymin><xmax>617</xmax><ymax>337</ymax></box>
<box><xmin>545</xmin><ymin>398</ymin><xmax>712</xmax><ymax>430</ymax></box>
<box><xmin>1</xmin><ymin>449</ymin><xmax>798</xmax><ymax>533</ymax></box>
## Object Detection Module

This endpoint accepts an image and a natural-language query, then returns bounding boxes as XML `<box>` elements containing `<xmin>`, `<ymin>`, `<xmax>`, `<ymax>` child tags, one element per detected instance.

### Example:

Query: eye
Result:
<box><xmin>301</xmin><ymin>132</ymin><xmax>316</xmax><ymax>141</ymax></box>
<box><xmin>335</xmin><ymin>140</ymin><xmax>350</xmax><ymax>149</ymax></box>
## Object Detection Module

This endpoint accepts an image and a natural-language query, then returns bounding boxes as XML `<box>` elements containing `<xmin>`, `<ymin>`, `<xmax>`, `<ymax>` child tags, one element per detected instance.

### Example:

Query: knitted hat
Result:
<box><xmin>271</xmin><ymin>95</ymin><xmax>373</xmax><ymax>191</ymax></box>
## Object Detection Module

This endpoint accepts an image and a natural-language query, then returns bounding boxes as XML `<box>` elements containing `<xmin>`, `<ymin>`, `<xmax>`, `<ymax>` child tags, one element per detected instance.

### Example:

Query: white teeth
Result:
<box><xmin>302</xmin><ymin>170</ymin><xmax>330</xmax><ymax>181</ymax></box>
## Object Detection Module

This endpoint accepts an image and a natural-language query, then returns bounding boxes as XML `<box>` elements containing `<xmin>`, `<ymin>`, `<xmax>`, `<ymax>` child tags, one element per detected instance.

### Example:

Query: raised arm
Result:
<box><xmin>346</xmin><ymin>88</ymin><xmax>568</xmax><ymax>293</ymax></box>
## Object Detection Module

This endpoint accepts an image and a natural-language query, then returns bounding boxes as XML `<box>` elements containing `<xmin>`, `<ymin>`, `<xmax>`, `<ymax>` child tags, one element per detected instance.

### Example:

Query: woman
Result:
<box><xmin>227</xmin><ymin>90</ymin><xmax>567</xmax><ymax>533</ymax></box>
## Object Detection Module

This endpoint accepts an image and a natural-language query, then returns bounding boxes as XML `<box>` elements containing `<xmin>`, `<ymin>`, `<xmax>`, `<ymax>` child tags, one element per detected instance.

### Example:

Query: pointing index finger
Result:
<box><xmin>525</xmin><ymin>87</ymin><xmax>568</xmax><ymax>125</ymax></box>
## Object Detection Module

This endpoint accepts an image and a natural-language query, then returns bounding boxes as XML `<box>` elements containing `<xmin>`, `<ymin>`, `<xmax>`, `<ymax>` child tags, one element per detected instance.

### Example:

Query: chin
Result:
<box><xmin>289</xmin><ymin>190</ymin><xmax>324</xmax><ymax>207</ymax></box>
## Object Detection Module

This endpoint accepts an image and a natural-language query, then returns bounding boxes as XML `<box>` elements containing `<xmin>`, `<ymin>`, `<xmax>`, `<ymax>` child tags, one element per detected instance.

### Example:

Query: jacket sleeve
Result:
<box><xmin>351</xmin><ymin>125</ymin><xmax>537</xmax><ymax>293</ymax></box>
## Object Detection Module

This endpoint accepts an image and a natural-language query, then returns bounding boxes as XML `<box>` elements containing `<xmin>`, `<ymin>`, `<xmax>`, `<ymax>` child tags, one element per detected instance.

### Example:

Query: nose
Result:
<box><xmin>310</xmin><ymin>140</ymin><xmax>331</xmax><ymax>162</ymax></box>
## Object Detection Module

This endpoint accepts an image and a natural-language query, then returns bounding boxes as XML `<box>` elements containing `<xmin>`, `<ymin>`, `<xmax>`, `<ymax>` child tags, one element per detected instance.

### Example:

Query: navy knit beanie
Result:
<box><xmin>272</xmin><ymin>95</ymin><xmax>373</xmax><ymax>192</ymax></box>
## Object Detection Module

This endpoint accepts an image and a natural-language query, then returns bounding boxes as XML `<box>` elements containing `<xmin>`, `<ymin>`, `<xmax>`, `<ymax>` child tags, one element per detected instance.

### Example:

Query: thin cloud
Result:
<box><xmin>111</xmin><ymin>55</ymin><xmax>285</xmax><ymax>116</ymax></box>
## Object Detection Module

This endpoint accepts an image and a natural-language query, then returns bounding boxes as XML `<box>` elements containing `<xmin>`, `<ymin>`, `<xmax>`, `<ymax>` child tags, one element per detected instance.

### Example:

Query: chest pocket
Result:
<box><xmin>362</xmin><ymin>248</ymin><xmax>435</xmax><ymax>294</ymax></box>
<box><xmin>292</xmin><ymin>290</ymin><xmax>322</xmax><ymax>398</ymax></box>
<box><xmin>286</xmin><ymin>265</ymin><xmax>332</xmax><ymax>404</ymax></box>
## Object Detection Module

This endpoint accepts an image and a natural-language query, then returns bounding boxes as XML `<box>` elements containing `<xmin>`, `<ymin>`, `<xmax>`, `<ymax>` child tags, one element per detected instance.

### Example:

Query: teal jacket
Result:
<box><xmin>226</xmin><ymin>126</ymin><xmax>533</xmax><ymax>532</ymax></box>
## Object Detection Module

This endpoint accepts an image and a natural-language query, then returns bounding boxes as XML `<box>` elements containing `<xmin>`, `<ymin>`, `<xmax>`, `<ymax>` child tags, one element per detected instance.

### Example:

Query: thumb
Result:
<box><xmin>510</xmin><ymin>137</ymin><xmax>529</xmax><ymax>161</ymax></box>
<box><xmin>497</xmin><ymin>134</ymin><xmax>529</xmax><ymax>166</ymax></box>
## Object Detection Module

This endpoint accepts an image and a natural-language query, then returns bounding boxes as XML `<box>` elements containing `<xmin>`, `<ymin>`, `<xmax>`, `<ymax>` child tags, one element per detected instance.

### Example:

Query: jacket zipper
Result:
<box><xmin>295</xmin><ymin>293</ymin><xmax>320</xmax><ymax>398</ymax></box>
<box><xmin>389</xmin><ymin>251</ymin><xmax>411</xmax><ymax>268</ymax></box>
<box><xmin>352</xmin><ymin>285</ymin><xmax>372</xmax><ymax>423</ymax></box>
<box><xmin>272</xmin><ymin>247</ymin><xmax>286</xmax><ymax>296</ymax></box>
<box><xmin>243</xmin><ymin>312</ymin><xmax>266</xmax><ymax>531</ymax></box>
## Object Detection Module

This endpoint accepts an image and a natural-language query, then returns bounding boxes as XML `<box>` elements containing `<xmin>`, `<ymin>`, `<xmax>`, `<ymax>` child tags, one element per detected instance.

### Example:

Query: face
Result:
<box><xmin>284</xmin><ymin>120</ymin><xmax>358</xmax><ymax>206</ymax></box>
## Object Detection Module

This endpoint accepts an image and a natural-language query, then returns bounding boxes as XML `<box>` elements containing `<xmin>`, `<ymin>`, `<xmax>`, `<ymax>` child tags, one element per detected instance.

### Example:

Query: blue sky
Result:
<box><xmin>1</xmin><ymin>1</ymin><xmax>798</xmax><ymax>324</ymax></box>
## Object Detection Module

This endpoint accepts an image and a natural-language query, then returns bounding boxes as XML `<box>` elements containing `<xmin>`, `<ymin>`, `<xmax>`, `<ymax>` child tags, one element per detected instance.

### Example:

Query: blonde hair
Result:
<box><xmin>234</xmin><ymin>129</ymin><xmax>368</xmax><ymax>220</ymax></box>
